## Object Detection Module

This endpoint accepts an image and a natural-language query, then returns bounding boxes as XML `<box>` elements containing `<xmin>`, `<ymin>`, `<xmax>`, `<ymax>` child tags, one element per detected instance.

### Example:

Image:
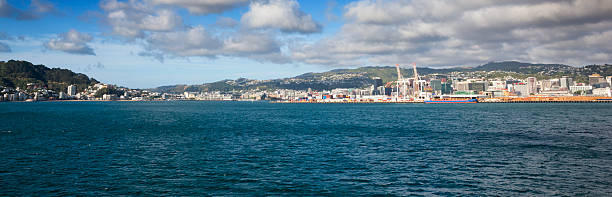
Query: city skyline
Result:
<box><xmin>1</xmin><ymin>0</ymin><xmax>612</xmax><ymax>88</ymax></box>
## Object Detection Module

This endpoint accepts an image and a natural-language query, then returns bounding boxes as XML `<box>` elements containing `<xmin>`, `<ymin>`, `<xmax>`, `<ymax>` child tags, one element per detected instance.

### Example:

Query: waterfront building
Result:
<box><xmin>455</xmin><ymin>81</ymin><xmax>488</xmax><ymax>92</ymax></box>
<box><xmin>58</xmin><ymin>92</ymin><xmax>67</xmax><ymax>100</ymax></box>
<box><xmin>384</xmin><ymin>87</ymin><xmax>392</xmax><ymax>96</ymax></box>
<box><xmin>102</xmin><ymin>94</ymin><xmax>117</xmax><ymax>100</ymax></box>
<box><xmin>488</xmin><ymin>81</ymin><xmax>506</xmax><ymax>91</ymax></box>
<box><xmin>18</xmin><ymin>92</ymin><xmax>26</xmax><ymax>101</ymax></box>
<box><xmin>183</xmin><ymin>92</ymin><xmax>198</xmax><ymax>99</ymax></box>
<box><xmin>455</xmin><ymin>81</ymin><xmax>470</xmax><ymax>92</ymax></box>
<box><xmin>570</xmin><ymin>85</ymin><xmax>593</xmax><ymax>94</ymax></box>
<box><xmin>505</xmin><ymin>80</ymin><xmax>521</xmax><ymax>90</ymax></box>
<box><xmin>593</xmin><ymin>87</ymin><xmax>611</xmax><ymax>97</ymax></box>
<box><xmin>430</xmin><ymin>79</ymin><xmax>442</xmax><ymax>94</ymax></box>
<box><xmin>373</xmin><ymin>77</ymin><xmax>383</xmax><ymax>89</ymax></box>
<box><xmin>560</xmin><ymin>76</ymin><xmax>573</xmax><ymax>90</ymax></box>
<box><xmin>470</xmin><ymin>82</ymin><xmax>487</xmax><ymax>92</ymax></box>
<box><xmin>377</xmin><ymin>86</ymin><xmax>387</xmax><ymax>96</ymax></box>
<box><xmin>589</xmin><ymin>74</ymin><xmax>607</xmax><ymax>87</ymax></box>
<box><xmin>527</xmin><ymin>77</ymin><xmax>537</xmax><ymax>94</ymax></box>
<box><xmin>513</xmin><ymin>83</ymin><xmax>530</xmax><ymax>97</ymax></box>
<box><xmin>441</xmin><ymin>83</ymin><xmax>452</xmax><ymax>95</ymax></box>
<box><xmin>541</xmin><ymin>80</ymin><xmax>553</xmax><ymax>91</ymax></box>
<box><xmin>67</xmin><ymin>85</ymin><xmax>77</xmax><ymax>96</ymax></box>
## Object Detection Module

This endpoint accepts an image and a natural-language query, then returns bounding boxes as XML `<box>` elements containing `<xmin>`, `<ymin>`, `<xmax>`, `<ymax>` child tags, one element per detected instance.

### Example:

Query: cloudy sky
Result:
<box><xmin>1</xmin><ymin>0</ymin><xmax>611</xmax><ymax>88</ymax></box>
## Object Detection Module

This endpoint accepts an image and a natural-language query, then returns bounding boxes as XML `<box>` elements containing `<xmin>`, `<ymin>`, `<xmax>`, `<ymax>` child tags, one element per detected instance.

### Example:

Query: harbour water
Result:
<box><xmin>1</xmin><ymin>101</ymin><xmax>611</xmax><ymax>195</ymax></box>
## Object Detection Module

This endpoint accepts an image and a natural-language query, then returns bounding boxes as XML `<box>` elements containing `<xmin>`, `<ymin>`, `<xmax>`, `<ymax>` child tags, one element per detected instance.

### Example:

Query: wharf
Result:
<box><xmin>272</xmin><ymin>101</ymin><xmax>423</xmax><ymax>103</ymax></box>
<box><xmin>273</xmin><ymin>96</ymin><xmax>612</xmax><ymax>103</ymax></box>
<box><xmin>484</xmin><ymin>100</ymin><xmax>612</xmax><ymax>103</ymax></box>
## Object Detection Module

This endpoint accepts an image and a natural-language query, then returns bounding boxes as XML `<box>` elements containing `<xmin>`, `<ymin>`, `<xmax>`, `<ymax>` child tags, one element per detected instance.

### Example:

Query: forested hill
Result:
<box><xmin>0</xmin><ymin>60</ymin><xmax>98</xmax><ymax>92</ymax></box>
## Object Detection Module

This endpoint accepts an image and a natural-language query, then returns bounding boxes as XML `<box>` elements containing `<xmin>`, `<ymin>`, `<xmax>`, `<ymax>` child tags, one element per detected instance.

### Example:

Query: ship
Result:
<box><xmin>424</xmin><ymin>99</ymin><xmax>478</xmax><ymax>103</ymax></box>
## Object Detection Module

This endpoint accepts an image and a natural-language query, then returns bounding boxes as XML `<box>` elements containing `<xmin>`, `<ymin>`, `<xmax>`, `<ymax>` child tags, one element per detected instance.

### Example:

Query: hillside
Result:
<box><xmin>151</xmin><ymin>61</ymin><xmax>611</xmax><ymax>93</ymax></box>
<box><xmin>468</xmin><ymin>61</ymin><xmax>572</xmax><ymax>73</ymax></box>
<box><xmin>0</xmin><ymin>60</ymin><xmax>98</xmax><ymax>92</ymax></box>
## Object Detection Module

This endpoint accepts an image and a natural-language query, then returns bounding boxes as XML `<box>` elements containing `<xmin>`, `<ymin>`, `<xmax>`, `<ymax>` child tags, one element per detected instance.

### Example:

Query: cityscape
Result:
<box><xmin>2</xmin><ymin>62</ymin><xmax>611</xmax><ymax>103</ymax></box>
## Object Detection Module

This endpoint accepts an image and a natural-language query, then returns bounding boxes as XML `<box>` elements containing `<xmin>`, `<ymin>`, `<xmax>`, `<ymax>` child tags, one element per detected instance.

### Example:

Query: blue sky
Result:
<box><xmin>1</xmin><ymin>0</ymin><xmax>611</xmax><ymax>88</ymax></box>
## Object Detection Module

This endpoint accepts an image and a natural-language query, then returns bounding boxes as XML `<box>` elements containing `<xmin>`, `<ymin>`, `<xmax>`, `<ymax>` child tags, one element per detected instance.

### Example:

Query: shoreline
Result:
<box><xmin>273</xmin><ymin>100</ymin><xmax>612</xmax><ymax>103</ymax></box>
<box><xmin>3</xmin><ymin>98</ymin><xmax>612</xmax><ymax>103</ymax></box>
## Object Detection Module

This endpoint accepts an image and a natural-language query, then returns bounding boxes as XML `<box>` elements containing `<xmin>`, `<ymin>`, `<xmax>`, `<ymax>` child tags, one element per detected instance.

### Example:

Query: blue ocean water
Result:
<box><xmin>1</xmin><ymin>101</ymin><xmax>611</xmax><ymax>195</ymax></box>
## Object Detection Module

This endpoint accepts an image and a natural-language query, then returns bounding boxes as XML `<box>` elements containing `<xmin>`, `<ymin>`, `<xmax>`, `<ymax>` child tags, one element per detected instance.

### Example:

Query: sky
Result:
<box><xmin>1</xmin><ymin>0</ymin><xmax>611</xmax><ymax>88</ymax></box>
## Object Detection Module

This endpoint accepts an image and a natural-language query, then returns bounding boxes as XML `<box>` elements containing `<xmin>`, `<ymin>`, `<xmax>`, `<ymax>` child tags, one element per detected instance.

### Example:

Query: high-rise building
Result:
<box><xmin>59</xmin><ymin>92</ymin><xmax>67</xmax><ymax>100</ymax></box>
<box><xmin>560</xmin><ymin>76</ymin><xmax>573</xmax><ymax>90</ymax></box>
<box><xmin>67</xmin><ymin>85</ymin><xmax>77</xmax><ymax>96</ymax></box>
<box><xmin>589</xmin><ymin>74</ymin><xmax>605</xmax><ymax>86</ymax></box>
<box><xmin>384</xmin><ymin>87</ymin><xmax>392</xmax><ymax>96</ymax></box>
<box><xmin>430</xmin><ymin>79</ymin><xmax>442</xmax><ymax>91</ymax></box>
<box><xmin>455</xmin><ymin>81</ymin><xmax>470</xmax><ymax>92</ymax></box>
<box><xmin>472</xmin><ymin>82</ymin><xmax>487</xmax><ymax>92</ymax></box>
<box><xmin>373</xmin><ymin>77</ymin><xmax>383</xmax><ymax>88</ymax></box>
<box><xmin>441</xmin><ymin>83</ymin><xmax>452</xmax><ymax>94</ymax></box>
<box><xmin>526</xmin><ymin>77</ymin><xmax>537</xmax><ymax>94</ymax></box>
<box><xmin>513</xmin><ymin>83</ymin><xmax>530</xmax><ymax>97</ymax></box>
<box><xmin>377</xmin><ymin>86</ymin><xmax>386</xmax><ymax>95</ymax></box>
<box><xmin>489</xmin><ymin>81</ymin><xmax>506</xmax><ymax>91</ymax></box>
<box><xmin>454</xmin><ymin>81</ymin><xmax>486</xmax><ymax>93</ymax></box>
<box><xmin>371</xmin><ymin>77</ymin><xmax>384</xmax><ymax>95</ymax></box>
<box><xmin>541</xmin><ymin>80</ymin><xmax>553</xmax><ymax>91</ymax></box>
<box><xmin>505</xmin><ymin>80</ymin><xmax>520</xmax><ymax>90</ymax></box>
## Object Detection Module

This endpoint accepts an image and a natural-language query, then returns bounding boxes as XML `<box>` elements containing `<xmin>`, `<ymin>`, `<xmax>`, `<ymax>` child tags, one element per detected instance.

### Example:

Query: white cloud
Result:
<box><xmin>241</xmin><ymin>0</ymin><xmax>321</xmax><ymax>33</ymax></box>
<box><xmin>100</xmin><ymin>0</ymin><xmax>183</xmax><ymax>38</ymax></box>
<box><xmin>142</xmin><ymin>26</ymin><xmax>288</xmax><ymax>63</ymax></box>
<box><xmin>96</xmin><ymin>0</ymin><xmax>289</xmax><ymax>63</ymax></box>
<box><xmin>91</xmin><ymin>0</ymin><xmax>611</xmax><ymax>68</ymax></box>
<box><xmin>146</xmin><ymin>25</ymin><xmax>222</xmax><ymax>57</ymax></box>
<box><xmin>291</xmin><ymin>0</ymin><xmax>612</xmax><ymax>67</ymax></box>
<box><xmin>150</xmin><ymin>0</ymin><xmax>248</xmax><ymax>15</ymax></box>
<box><xmin>223</xmin><ymin>33</ymin><xmax>280</xmax><ymax>55</ymax></box>
<box><xmin>44</xmin><ymin>29</ymin><xmax>96</xmax><ymax>55</ymax></box>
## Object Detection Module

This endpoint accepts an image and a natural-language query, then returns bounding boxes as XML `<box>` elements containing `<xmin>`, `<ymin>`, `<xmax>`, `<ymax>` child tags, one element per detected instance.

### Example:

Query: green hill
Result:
<box><xmin>0</xmin><ymin>60</ymin><xmax>99</xmax><ymax>92</ymax></box>
<box><xmin>469</xmin><ymin>61</ymin><xmax>571</xmax><ymax>73</ymax></box>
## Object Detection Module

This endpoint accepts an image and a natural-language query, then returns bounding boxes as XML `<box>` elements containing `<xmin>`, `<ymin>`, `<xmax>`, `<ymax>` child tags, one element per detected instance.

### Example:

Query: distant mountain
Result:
<box><xmin>470</xmin><ymin>61</ymin><xmax>572</xmax><ymax>73</ymax></box>
<box><xmin>0</xmin><ymin>60</ymin><xmax>99</xmax><ymax>92</ymax></box>
<box><xmin>151</xmin><ymin>61</ymin><xmax>611</xmax><ymax>93</ymax></box>
<box><xmin>580</xmin><ymin>64</ymin><xmax>612</xmax><ymax>76</ymax></box>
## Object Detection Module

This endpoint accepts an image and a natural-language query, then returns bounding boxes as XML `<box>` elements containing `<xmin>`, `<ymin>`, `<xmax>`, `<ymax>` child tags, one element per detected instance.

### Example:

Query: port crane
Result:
<box><xmin>395</xmin><ymin>63</ymin><xmax>421</xmax><ymax>100</ymax></box>
<box><xmin>395</xmin><ymin>64</ymin><xmax>408</xmax><ymax>100</ymax></box>
<box><xmin>412</xmin><ymin>62</ymin><xmax>420</xmax><ymax>97</ymax></box>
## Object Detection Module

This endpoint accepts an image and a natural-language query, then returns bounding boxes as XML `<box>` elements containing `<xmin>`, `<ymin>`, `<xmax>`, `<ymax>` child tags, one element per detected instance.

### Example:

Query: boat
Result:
<box><xmin>424</xmin><ymin>99</ymin><xmax>478</xmax><ymax>103</ymax></box>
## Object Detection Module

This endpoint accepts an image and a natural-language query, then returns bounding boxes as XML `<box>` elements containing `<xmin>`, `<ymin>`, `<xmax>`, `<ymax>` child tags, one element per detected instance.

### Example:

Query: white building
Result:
<box><xmin>593</xmin><ymin>87</ymin><xmax>611</xmax><ymax>97</ymax></box>
<box><xmin>67</xmin><ymin>85</ymin><xmax>77</xmax><ymax>96</ymax></box>
<box><xmin>488</xmin><ymin>81</ymin><xmax>506</xmax><ymax>91</ymax></box>
<box><xmin>526</xmin><ymin>77</ymin><xmax>537</xmax><ymax>94</ymax></box>
<box><xmin>570</xmin><ymin>85</ymin><xmax>593</xmax><ymax>93</ymax></box>
<box><xmin>58</xmin><ymin>92</ymin><xmax>67</xmax><ymax>99</ymax></box>
<box><xmin>184</xmin><ymin>91</ymin><xmax>198</xmax><ymax>99</ymax></box>
<box><xmin>560</xmin><ymin>76</ymin><xmax>573</xmax><ymax>90</ymax></box>
<box><xmin>513</xmin><ymin>83</ymin><xmax>530</xmax><ymax>97</ymax></box>
<box><xmin>102</xmin><ymin>94</ymin><xmax>117</xmax><ymax>100</ymax></box>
